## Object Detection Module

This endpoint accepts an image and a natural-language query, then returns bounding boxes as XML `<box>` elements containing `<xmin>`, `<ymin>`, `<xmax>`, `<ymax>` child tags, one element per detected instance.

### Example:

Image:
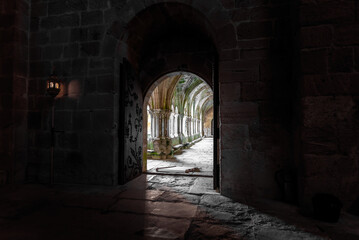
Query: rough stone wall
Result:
<box><xmin>0</xmin><ymin>0</ymin><xmax>29</xmax><ymax>183</ymax></box>
<box><xmin>26</xmin><ymin>0</ymin><xmax>296</xmax><ymax>197</ymax></box>
<box><xmin>218</xmin><ymin>0</ymin><xmax>296</xmax><ymax>202</ymax></box>
<box><xmin>28</xmin><ymin>0</ymin><xmax>118</xmax><ymax>184</ymax></box>
<box><xmin>299</xmin><ymin>0</ymin><xmax>359</xmax><ymax>210</ymax></box>
<box><xmin>23</xmin><ymin>0</ymin><xmax>359</xmax><ymax>211</ymax></box>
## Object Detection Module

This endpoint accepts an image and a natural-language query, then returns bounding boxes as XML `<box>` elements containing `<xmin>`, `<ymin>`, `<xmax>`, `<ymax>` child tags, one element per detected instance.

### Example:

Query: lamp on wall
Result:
<box><xmin>46</xmin><ymin>72</ymin><xmax>61</xmax><ymax>185</ymax></box>
<box><xmin>46</xmin><ymin>73</ymin><xmax>61</xmax><ymax>97</ymax></box>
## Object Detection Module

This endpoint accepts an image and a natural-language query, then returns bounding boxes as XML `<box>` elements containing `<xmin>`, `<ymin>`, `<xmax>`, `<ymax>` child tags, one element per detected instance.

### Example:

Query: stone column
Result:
<box><xmin>152</xmin><ymin>109</ymin><xmax>172</xmax><ymax>159</ymax></box>
<box><xmin>178</xmin><ymin>114</ymin><xmax>184</xmax><ymax>143</ymax></box>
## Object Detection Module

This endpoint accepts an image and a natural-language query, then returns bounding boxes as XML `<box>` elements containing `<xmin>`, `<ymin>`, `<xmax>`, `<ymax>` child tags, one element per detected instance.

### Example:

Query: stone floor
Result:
<box><xmin>1</xmin><ymin>174</ymin><xmax>358</xmax><ymax>239</ymax></box>
<box><xmin>147</xmin><ymin>138</ymin><xmax>213</xmax><ymax>176</ymax></box>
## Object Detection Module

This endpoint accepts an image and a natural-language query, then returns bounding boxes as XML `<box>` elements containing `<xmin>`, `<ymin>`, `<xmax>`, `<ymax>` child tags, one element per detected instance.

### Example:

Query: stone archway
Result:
<box><xmin>115</xmin><ymin>2</ymin><xmax>220</xmax><ymax>187</ymax></box>
<box><xmin>142</xmin><ymin>72</ymin><xmax>214</xmax><ymax>176</ymax></box>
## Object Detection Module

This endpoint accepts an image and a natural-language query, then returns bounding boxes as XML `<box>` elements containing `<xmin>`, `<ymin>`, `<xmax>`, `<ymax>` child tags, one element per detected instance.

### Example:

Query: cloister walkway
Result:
<box><xmin>146</xmin><ymin>137</ymin><xmax>213</xmax><ymax>176</ymax></box>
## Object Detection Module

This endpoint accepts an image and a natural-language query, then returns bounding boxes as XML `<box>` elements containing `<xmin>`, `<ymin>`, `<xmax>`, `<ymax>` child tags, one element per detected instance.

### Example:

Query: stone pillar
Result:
<box><xmin>186</xmin><ymin>116</ymin><xmax>192</xmax><ymax>141</ymax></box>
<box><xmin>178</xmin><ymin>114</ymin><xmax>184</xmax><ymax>143</ymax></box>
<box><xmin>152</xmin><ymin>109</ymin><xmax>172</xmax><ymax>159</ymax></box>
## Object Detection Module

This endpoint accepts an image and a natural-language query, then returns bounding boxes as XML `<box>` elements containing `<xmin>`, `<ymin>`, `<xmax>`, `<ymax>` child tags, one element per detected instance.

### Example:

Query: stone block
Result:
<box><xmin>250</xmin><ymin>6</ymin><xmax>273</xmax><ymax>20</ymax></box>
<box><xmin>30</xmin><ymin>47</ymin><xmax>42</xmax><ymax>60</ymax></box>
<box><xmin>64</xmin><ymin>43</ymin><xmax>79</xmax><ymax>58</ymax></box>
<box><xmin>235</xmin><ymin>0</ymin><xmax>268</xmax><ymax>8</ymax></box>
<box><xmin>29</xmin><ymin>61</ymin><xmax>51</xmax><ymax>78</ymax></box>
<box><xmin>71</xmin><ymin>28</ymin><xmax>88</xmax><ymax>42</ymax></box>
<box><xmin>303</xmin><ymin>141</ymin><xmax>337</xmax><ymax>155</ymax></box>
<box><xmin>43</xmin><ymin>45</ymin><xmax>63</xmax><ymax>60</ymax></box>
<box><xmin>0</xmin><ymin>94</ymin><xmax>12</xmax><ymax>110</ymax></box>
<box><xmin>221</xmin><ymin>102</ymin><xmax>259</xmax><ymax>124</ymax></box>
<box><xmin>302</xmin><ymin>96</ymin><xmax>355</xmax><ymax>128</ymax></box>
<box><xmin>0</xmin><ymin>14</ymin><xmax>15</xmax><ymax>28</ymax></box>
<box><xmin>221</xmin><ymin>149</ymin><xmax>254</xmax><ymax>199</ymax></box>
<box><xmin>84</xmin><ymin>77</ymin><xmax>96</xmax><ymax>93</ymax></box>
<box><xmin>331</xmin><ymin>74</ymin><xmax>359</xmax><ymax>95</ymax></box>
<box><xmin>93</xmin><ymin>110</ymin><xmax>114</xmax><ymax>131</ymax></box>
<box><xmin>48</xmin><ymin>0</ymin><xmax>87</xmax><ymax>15</ymax></box>
<box><xmin>334</xmin><ymin>24</ymin><xmax>359</xmax><ymax>46</ymax></box>
<box><xmin>95</xmin><ymin>94</ymin><xmax>114</xmax><ymax>109</ymax></box>
<box><xmin>219</xmin><ymin>59</ymin><xmax>260</xmax><ymax>72</ymax></box>
<box><xmin>27</xmin><ymin>111</ymin><xmax>42</xmax><ymax>129</ymax></box>
<box><xmin>329</xmin><ymin>48</ymin><xmax>354</xmax><ymax>73</ymax></box>
<box><xmin>221</xmin><ymin>0</ymin><xmax>235</xmax><ymax>9</ymax></box>
<box><xmin>220</xmin><ymin>82</ymin><xmax>241</xmax><ymax>102</ymax></box>
<box><xmin>50</xmin><ymin>28</ymin><xmax>70</xmax><ymax>43</ymax></box>
<box><xmin>41</xmin><ymin>14</ymin><xmax>79</xmax><ymax>29</ymax></box>
<box><xmin>30</xmin><ymin>31</ymin><xmax>49</xmax><ymax>46</ymax></box>
<box><xmin>78</xmin><ymin>94</ymin><xmax>113</xmax><ymax>110</ymax></box>
<box><xmin>219</xmin><ymin>69</ymin><xmax>259</xmax><ymax>83</ymax></box>
<box><xmin>231</xmin><ymin>8</ymin><xmax>250</xmax><ymax>22</ymax></box>
<box><xmin>237</xmin><ymin>38</ymin><xmax>271</xmax><ymax>49</ymax></box>
<box><xmin>53</xmin><ymin>60</ymin><xmax>72</xmax><ymax>77</ymax></box>
<box><xmin>59</xmin><ymin>13</ymin><xmax>80</xmax><ymax>27</ymax></box>
<box><xmin>97</xmin><ymin>75</ymin><xmax>114</xmax><ymax>93</ymax></box>
<box><xmin>81</xmin><ymin>11</ymin><xmax>103</xmax><ymax>26</ymax></box>
<box><xmin>73</xmin><ymin>111</ymin><xmax>92</xmax><ymax>130</ymax></box>
<box><xmin>80</xmin><ymin>42</ymin><xmax>100</xmax><ymax>56</ymax></box>
<box><xmin>301</xmin><ymin>25</ymin><xmax>332</xmax><ymax>48</ymax></box>
<box><xmin>241</xmin><ymin>81</ymin><xmax>269</xmax><ymax>101</ymax></box>
<box><xmin>89</xmin><ymin>0</ymin><xmax>108</xmax><ymax>10</ymax></box>
<box><xmin>57</xmin><ymin>132</ymin><xmax>78</xmax><ymax>149</ymax></box>
<box><xmin>217</xmin><ymin>24</ymin><xmax>237</xmax><ymax>49</ymax></box>
<box><xmin>241</xmin><ymin>48</ymin><xmax>269</xmax><ymax>59</ymax></box>
<box><xmin>219</xmin><ymin>49</ymin><xmax>239</xmax><ymax>61</ymax></box>
<box><xmin>88</xmin><ymin>25</ymin><xmax>105</xmax><ymax>41</ymax></box>
<box><xmin>101</xmin><ymin>35</ymin><xmax>118</xmax><ymax>57</ymax></box>
<box><xmin>221</xmin><ymin>123</ymin><xmax>249</xmax><ymax>150</ymax></box>
<box><xmin>89</xmin><ymin>59</ymin><xmax>103</xmax><ymax>69</ymax></box>
<box><xmin>35</xmin><ymin>132</ymin><xmax>51</xmax><ymax>148</ymax></box>
<box><xmin>31</xmin><ymin>2</ymin><xmax>47</xmax><ymax>17</ymax></box>
<box><xmin>54</xmin><ymin>110</ymin><xmax>73</xmax><ymax>131</ymax></box>
<box><xmin>301</xmin><ymin>49</ymin><xmax>327</xmax><ymax>74</ymax></box>
<box><xmin>237</xmin><ymin>21</ymin><xmax>272</xmax><ymax>39</ymax></box>
<box><xmin>72</xmin><ymin>58</ymin><xmax>88</xmax><ymax>75</ymax></box>
<box><xmin>300</xmin><ymin>1</ymin><xmax>355</xmax><ymax>25</ymax></box>
<box><xmin>0</xmin><ymin>61</ymin><xmax>14</xmax><ymax>76</ymax></box>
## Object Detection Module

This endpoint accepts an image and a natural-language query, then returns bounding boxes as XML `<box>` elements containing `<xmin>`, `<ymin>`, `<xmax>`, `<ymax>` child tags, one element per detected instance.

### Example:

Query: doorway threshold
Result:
<box><xmin>143</xmin><ymin>171</ymin><xmax>213</xmax><ymax>178</ymax></box>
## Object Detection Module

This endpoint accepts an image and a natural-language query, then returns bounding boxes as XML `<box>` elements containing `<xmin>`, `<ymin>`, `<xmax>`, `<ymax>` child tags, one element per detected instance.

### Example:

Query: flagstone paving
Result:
<box><xmin>0</xmin><ymin>174</ymin><xmax>358</xmax><ymax>239</ymax></box>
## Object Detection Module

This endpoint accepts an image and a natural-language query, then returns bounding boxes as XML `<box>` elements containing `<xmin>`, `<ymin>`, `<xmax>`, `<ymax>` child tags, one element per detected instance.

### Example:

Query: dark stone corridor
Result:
<box><xmin>1</xmin><ymin>0</ymin><xmax>359</xmax><ymax>239</ymax></box>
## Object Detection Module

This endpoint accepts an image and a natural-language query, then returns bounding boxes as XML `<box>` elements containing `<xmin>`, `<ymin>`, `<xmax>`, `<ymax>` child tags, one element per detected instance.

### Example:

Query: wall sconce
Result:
<box><xmin>46</xmin><ymin>72</ymin><xmax>61</xmax><ymax>185</ymax></box>
<box><xmin>46</xmin><ymin>73</ymin><xmax>61</xmax><ymax>97</ymax></box>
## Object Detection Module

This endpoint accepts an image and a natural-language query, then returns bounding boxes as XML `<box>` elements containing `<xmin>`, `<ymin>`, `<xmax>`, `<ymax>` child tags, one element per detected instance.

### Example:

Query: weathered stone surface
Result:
<box><xmin>301</xmin><ymin>25</ymin><xmax>332</xmax><ymax>48</ymax></box>
<box><xmin>237</xmin><ymin>21</ymin><xmax>273</xmax><ymax>39</ymax></box>
<box><xmin>0</xmin><ymin>175</ymin><xmax>346</xmax><ymax>240</ymax></box>
<box><xmin>329</xmin><ymin>48</ymin><xmax>354</xmax><ymax>73</ymax></box>
<box><xmin>301</xmin><ymin>49</ymin><xmax>328</xmax><ymax>74</ymax></box>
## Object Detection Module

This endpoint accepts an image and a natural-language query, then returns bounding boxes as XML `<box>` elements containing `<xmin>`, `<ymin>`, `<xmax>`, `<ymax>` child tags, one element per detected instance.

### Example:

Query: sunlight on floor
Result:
<box><xmin>146</xmin><ymin>138</ymin><xmax>213</xmax><ymax>176</ymax></box>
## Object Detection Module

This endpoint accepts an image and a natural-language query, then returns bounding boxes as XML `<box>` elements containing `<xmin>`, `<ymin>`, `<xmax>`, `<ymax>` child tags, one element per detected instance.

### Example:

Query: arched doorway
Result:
<box><xmin>142</xmin><ymin>72</ymin><xmax>214</xmax><ymax>177</ymax></box>
<box><xmin>116</xmin><ymin>3</ymin><xmax>220</xmax><ymax>189</ymax></box>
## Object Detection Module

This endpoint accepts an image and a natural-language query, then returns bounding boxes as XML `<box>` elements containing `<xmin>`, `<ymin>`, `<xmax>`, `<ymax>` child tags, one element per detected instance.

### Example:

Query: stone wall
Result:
<box><xmin>0</xmin><ymin>0</ymin><xmax>29</xmax><ymax>183</ymax></box>
<box><xmin>299</xmin><ymin>0</ymin><xmax>359</xmax><ymax>210</ymax></box>
<box><xmin>218</xmin><ymin>0</ymin><xmax>296</xmax><ymax>202</ymax></box>
<box><xmin>27</xmin><ymin>0</ymin><xmax>297</xmax><ymax>200</ymax></box>
<box><xmin>1</xmin><ymin>0</ymin><xmax>356</xmax><ymax>213</ymax></box>
<box><xmin>28</xmin><ymin>0</ymin><xmax>118</xmax><ymax>184</ymax></box>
